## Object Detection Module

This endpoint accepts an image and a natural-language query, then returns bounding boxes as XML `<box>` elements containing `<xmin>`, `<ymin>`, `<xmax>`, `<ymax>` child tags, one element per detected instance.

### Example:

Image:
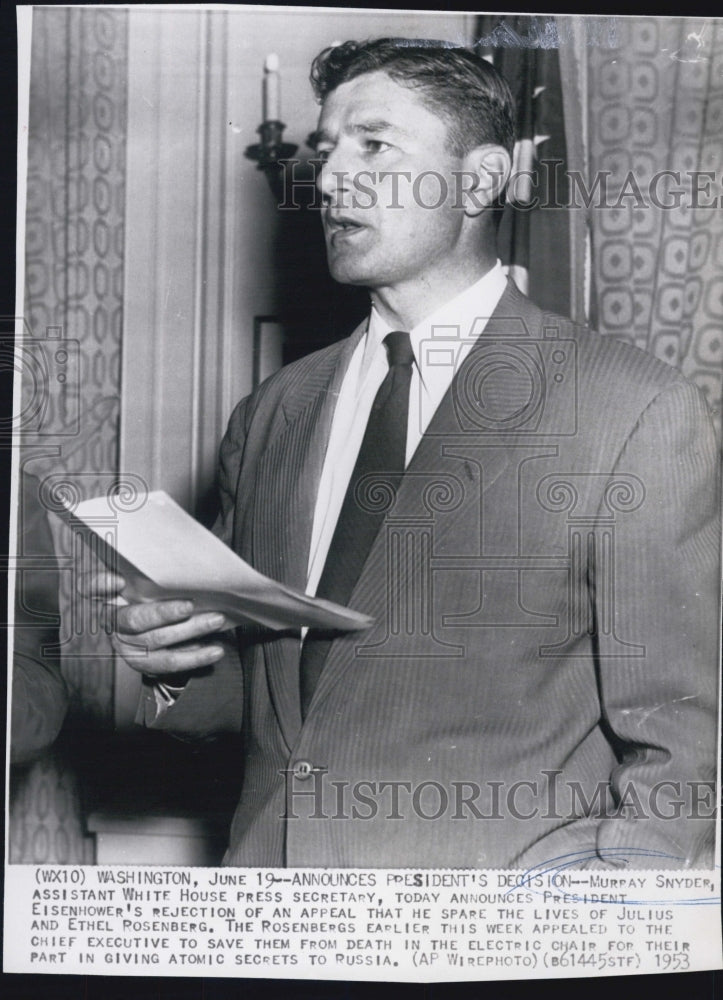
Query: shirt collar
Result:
<box><xmin>366</xmin><ymin>261</ymin><xmax>508</xmax><ymax>369</ymax></box>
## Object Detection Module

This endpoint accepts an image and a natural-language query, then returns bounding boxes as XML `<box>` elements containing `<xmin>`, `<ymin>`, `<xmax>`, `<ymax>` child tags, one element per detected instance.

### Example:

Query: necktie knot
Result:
<box><xmin>384</xmin><ymin>330</ymin><xmax>414</xmax><ymax>369</ymax></box>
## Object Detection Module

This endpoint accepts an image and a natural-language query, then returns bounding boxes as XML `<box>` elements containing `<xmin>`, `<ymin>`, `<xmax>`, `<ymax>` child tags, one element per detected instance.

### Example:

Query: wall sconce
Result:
<box><xmin>245</xmin><ymin>54</ymin><xmax>298</xmax><ymax>201</ymax></box>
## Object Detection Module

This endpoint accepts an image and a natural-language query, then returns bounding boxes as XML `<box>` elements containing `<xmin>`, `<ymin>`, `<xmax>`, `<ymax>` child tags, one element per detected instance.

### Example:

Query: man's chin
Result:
<box><xmin>326</xmin><ymin>260</ymin><xmax>374</xmax><ymax>288</ymax></box>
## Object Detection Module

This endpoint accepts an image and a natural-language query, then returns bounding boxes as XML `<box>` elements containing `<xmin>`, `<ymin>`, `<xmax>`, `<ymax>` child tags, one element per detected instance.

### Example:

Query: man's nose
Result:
<box><xmin>317</xmin><ymin>148</ymin><xmax>353</xmax><ymax>205</ymax></box>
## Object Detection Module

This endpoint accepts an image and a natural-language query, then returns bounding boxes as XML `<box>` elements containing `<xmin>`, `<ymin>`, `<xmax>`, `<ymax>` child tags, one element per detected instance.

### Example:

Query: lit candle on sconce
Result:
<box><xmin>245</xmin><ymin>52</ymin><xmax>297</xmax><ymax>193</ymax></box>
<box><xmin>263</xmin><ymin>53</ymin><xmax>281</xmax><ymax>123</ymax></box>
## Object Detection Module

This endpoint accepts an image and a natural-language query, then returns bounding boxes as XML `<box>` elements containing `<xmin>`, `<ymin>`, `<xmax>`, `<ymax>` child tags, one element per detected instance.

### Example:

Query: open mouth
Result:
<box><xmin>325</xmin><ymin>215</ymin><xmax>366</xmax><ymax>241</ymax></box>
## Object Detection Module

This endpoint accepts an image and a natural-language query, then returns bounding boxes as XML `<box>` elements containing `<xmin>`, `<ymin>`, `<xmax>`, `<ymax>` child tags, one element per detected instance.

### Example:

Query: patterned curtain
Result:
<box><xmin>11</xmin><ymin>7</ymin><xmax>128</xmax><ymax>863</ymax></box>
<box><xmin>588</xmin><ymin>17</ymin><xmax>723</xmax><ymax>430</ymax></box>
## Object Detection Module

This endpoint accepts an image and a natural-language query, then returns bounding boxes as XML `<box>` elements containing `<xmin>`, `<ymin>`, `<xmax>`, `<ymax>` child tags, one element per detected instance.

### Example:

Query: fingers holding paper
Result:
<box><xmin>110</xmin><ymin>627</ymin><xmax>227</xmax><ymax>676</ymax></box>
<box><xmin>81</xmin><ymin>571</ymin><xmax>234</xmax><ymax>676</ymax></box>
<box><xmin>113</xmin><ymin>606</ymin><xmax>234</xmax><ymax>675</ymax></box>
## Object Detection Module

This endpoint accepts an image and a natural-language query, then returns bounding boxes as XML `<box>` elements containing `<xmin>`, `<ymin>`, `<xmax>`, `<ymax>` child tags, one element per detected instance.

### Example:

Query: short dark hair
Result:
<box><xmin>310</xmin><ymin>37</ymin><xmax>516</xmax><ymax>159</ymax></box>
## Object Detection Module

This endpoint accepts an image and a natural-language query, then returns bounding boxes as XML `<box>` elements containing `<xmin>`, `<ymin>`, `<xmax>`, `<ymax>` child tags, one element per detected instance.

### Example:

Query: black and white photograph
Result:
<box><xmin>4</xmin><ymin>4</ymin><xmax>722</xmax><ymax>984</ymax></box>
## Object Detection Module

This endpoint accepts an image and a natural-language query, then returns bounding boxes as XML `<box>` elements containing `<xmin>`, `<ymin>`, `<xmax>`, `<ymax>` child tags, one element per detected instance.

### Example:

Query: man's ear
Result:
<box><xmin>459</xmin><ymin>145</ymin><xmax>512</xmax><ymax>217</ymax></box>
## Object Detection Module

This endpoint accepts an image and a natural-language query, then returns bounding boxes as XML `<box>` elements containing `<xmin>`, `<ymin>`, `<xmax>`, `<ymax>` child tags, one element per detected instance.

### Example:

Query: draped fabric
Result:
<box><xmin>476</xmin><ymin>15</ymin><xmax>572</xmax><ymax>318</ymax></box>
<box><xmin>587</xmin><ymin>16</ymin><xmax>723</xmax><ymax>432</ymax></box>
<box><xmin>11</xmin><ymin>7</ymin><xmax>128</xmax><ymax>863</ymax></box>
<box><xmin>475</xmin><ymin>15</ymin><xmax>723</xmax><ymax>435</ymax></box>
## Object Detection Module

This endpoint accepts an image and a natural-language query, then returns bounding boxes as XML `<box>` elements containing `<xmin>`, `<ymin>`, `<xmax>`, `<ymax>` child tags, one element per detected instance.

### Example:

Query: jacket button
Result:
<box><xmin>292</xmin><ymin>759</ymin><xmax>313</xmax><ymax>780</ymax></box>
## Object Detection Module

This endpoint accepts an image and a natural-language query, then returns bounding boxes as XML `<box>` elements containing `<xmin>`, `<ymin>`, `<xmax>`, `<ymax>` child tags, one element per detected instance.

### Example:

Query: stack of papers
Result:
<box><xmin>66</xmin><ymin>490</ymin><xmax>374</xmax><ymax>632</ymax></box>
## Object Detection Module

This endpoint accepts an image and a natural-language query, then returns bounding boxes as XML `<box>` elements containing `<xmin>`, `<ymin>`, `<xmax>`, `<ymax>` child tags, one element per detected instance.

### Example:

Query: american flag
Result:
<box><xmin>475</xmin><ymin>15</ymin><xmax>572</xmax><ymax>316</ymax></box>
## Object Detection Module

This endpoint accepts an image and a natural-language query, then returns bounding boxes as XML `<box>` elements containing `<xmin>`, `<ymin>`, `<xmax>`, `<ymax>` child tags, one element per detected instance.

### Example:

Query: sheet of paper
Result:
<box><xmin>67</xmin><ymin>490</ymin><xmax>374</xmax><ymax>632</ymax></box>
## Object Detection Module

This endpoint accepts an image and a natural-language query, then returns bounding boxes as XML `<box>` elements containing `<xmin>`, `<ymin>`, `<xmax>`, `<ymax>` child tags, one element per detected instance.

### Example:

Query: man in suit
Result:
<box><xmin>99</xmin><ymin>39</ymin><xmax>719</xmax><ymax>869</ymax></box>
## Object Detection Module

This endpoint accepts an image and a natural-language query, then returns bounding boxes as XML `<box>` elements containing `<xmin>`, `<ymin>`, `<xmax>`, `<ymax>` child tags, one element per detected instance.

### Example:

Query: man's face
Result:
<box><xmin>315</xmin><ymin>71</ymin><xmax>468</xmax><ymax>294</ymax></box>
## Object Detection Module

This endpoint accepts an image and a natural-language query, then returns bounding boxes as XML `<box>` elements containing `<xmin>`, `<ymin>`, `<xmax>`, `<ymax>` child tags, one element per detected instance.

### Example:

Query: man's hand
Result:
<box><xmin>81</xmin><ymin>572</ymin><xmax>233</xmax><ymax>677</ymax></box>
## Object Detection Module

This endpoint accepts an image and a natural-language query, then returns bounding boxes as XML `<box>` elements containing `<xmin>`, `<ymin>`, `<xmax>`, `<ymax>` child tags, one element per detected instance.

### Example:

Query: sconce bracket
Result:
<box><xmin>245</xmin><ymin>120</ymin><xmax>298</xmax><ymax>169</ymax></box>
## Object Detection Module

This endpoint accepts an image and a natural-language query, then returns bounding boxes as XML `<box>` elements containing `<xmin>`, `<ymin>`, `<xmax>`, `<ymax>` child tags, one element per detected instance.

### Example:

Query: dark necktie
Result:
<box><xmin>300</xmin><ymin>330</ymin><xmax>414</xmax><ymax>716</ymax></box>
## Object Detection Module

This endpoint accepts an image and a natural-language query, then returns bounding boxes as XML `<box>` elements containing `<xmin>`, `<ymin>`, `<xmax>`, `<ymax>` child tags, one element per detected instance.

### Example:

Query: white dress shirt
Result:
<box><xmin>306</xmin><ymin>261</ymin><xmax>507</xmax><ymax>598</ymax></box>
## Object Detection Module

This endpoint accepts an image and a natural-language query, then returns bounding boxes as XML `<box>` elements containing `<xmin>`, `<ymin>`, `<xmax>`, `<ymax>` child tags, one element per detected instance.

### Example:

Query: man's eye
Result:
<box><xmin>316</xmin><ymin>148</ymin><xmax>331</xmax><ymax>163</ymax></box>
<box><xmin>364</xmin><ymin>140</ymin><xmax>390</xmax><ymax>155</ymax></box>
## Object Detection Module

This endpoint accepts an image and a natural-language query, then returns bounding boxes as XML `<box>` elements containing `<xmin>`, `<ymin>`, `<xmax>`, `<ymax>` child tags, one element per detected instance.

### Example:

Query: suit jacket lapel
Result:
<box><xmin>250</xmin><ymin>322</ymin><xmax>366</xmax><ymax>747</ymax></box>
<box><xmin>307</xmin><ymin>281</ymin><xmax>544</xmax><ymax>715</ymax></box>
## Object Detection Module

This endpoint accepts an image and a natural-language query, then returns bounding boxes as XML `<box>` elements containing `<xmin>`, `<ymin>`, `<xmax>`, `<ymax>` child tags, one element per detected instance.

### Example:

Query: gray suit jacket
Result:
<box><xmin>142</xmin><ymin>282</ymin><xmax>719</xmax><ymax>869</ymax></box>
